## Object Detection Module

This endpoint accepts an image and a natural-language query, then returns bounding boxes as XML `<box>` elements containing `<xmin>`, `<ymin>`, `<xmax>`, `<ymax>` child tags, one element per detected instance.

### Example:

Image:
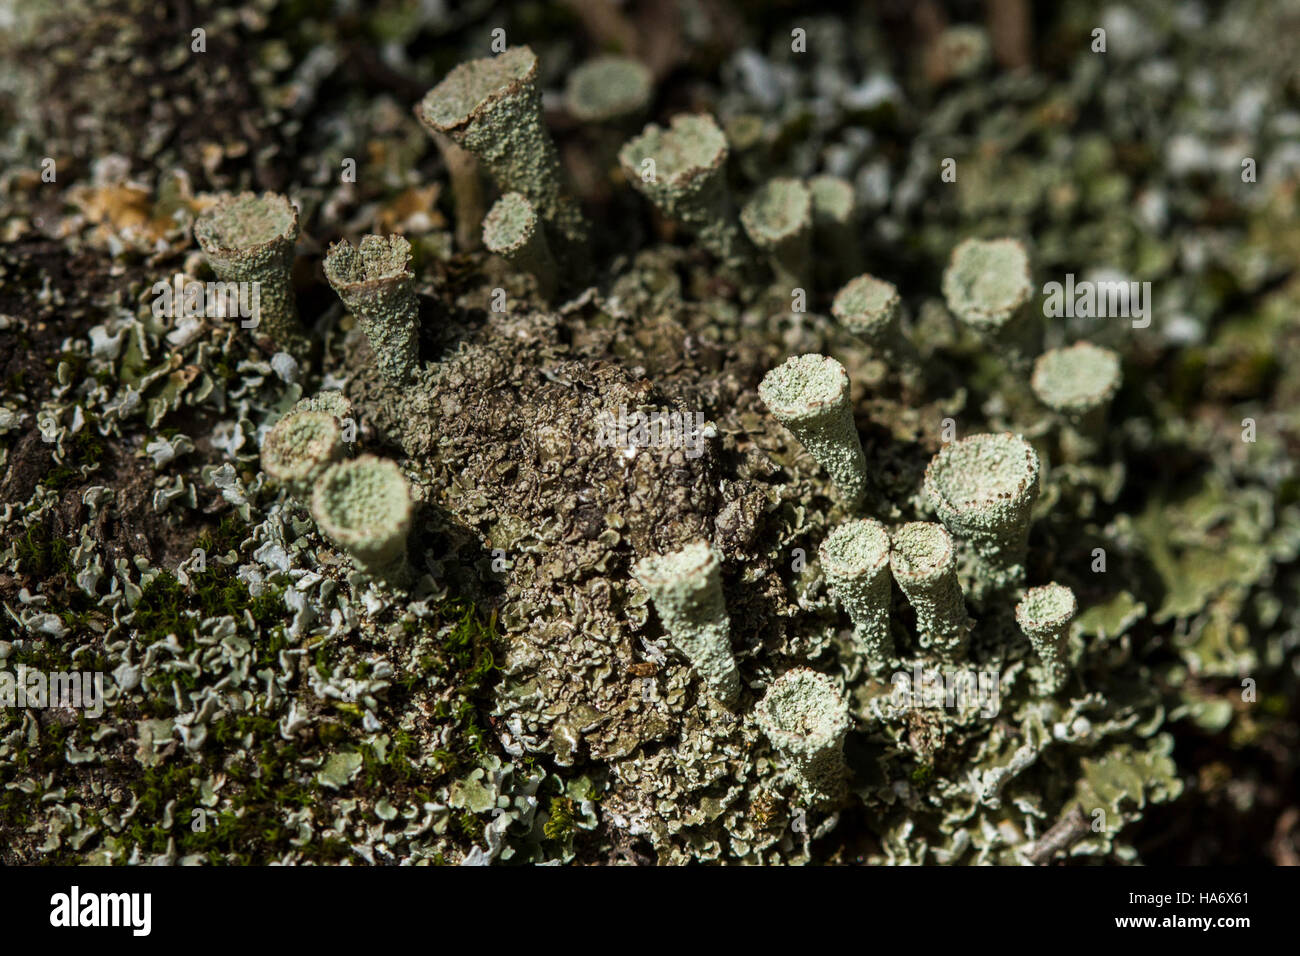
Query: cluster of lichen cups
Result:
<box><xmin>261</xmin><ymin>395</ymin><xmax>414</xmax><ymax>587</ymax></box>
<box><xmin>203</xmin><ymin>45</ymin><xmax>1124</xmax><ymax>806</ymax></box>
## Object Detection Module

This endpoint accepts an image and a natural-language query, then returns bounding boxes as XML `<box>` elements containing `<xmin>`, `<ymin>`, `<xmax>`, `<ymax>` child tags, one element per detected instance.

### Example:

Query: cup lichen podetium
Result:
<box><xmin>924</xmin><ymin>432</ymin><xmax>1041</xmax><ymax>597</ymax></box>
<box><xmin>759</xmin><ymin>353</ymin><xmax>871</xmax><ymax>509</ymax></box>
<box><xmin>1016</xmin><ymin>582</ymin><xmax>1078</xmax><ymax>695</ymax></box>
<box><xmin>755</xmin><ymin>668</ymin><xmax>852</xmax><ymax>807</ymax></box>
<box><xmin>633</xmin><ymin>540</ymin><xmax>740</xmax><ymax>708</ymax></box>
<box><xmin>889</xmin><ymin>521</ymin><xmax>972</xmax><ymax>661</ymax></box>
<box><xmin>820</xmin><ymin>518</ymin><xmax>893</xmax><ymax>671</ymax></box>
<box><xmin>311</xmin><ymin>454</ymin><xmax>415</xmax><ymax>587</ymax></box>
<box><xmin>323</xmin><ymin>234</ymin><xmax>420</xmax><ymax>385</ymax></box>
<box><xmin>194</xmin><ymin>191</ymin><xmax>302</xmax><ymax>351</ymax></box>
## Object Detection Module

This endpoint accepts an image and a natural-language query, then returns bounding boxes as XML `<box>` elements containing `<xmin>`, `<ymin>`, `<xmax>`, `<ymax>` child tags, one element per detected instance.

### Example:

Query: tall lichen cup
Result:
<box><xmin>619</xmin><ymin>113</ymin><xmax>755</xmax><ymax>271</ymax></box>
<box><xmin>741</xmin><ymin>177</ymin><xmax>813</xmax><ymax>291</ymax></box>
<box><xmin>416</xmin><ymin>45</ymin><xmax>589</xmax><ymax>265</ymax></box>
<box><xmin>1031</xmin><ymin>341</ymin><xmax>1122</xmax><ymax>461</ymax></box>
<box><xmin>924</xmin><ymin>433</ymin><xmax>1040</xmax><ymax>596</ymax></box>
<box><xmin>194</xmin><ymin>191</ymin><xmax>302</xmax><ymax>352</ymax></box>
<box><xmin>311</xmin><ymin>455</ymin><xmax>415</xmax><ymax>587</ymax></box>
<box><xmin>942</xmin><ymin>237</ymin><xmax>1037</xmax><ymax>368</ymax></box>
<box><xmin>755</xmin><ymin>668</ymin><xmax>852</xmax><ymax>806</ymax></box>
<box><xmin>889</xmin><ymin>522</ymin><xmax>972</xmax><ymax>660</ymax></box>
<box><xmin>758</xmin><ymin>354</ymin><xmax>871</xmax><ymax>509</ymax></box>
<box><xmin>323</xmin><ymin>234</ymin><xmax>420</xmax><ymax>385</ymax></box>
<box><xmin>832</xmin><ymin>273</ymin><xmax>921</xmax><ymax>375</ymax></box>
<box><xmin>820</xmin><ymin>518</ymin><xmax>893</xmax><ymax>671</ymax></box>
<box><xmin>633</xmin><ymin>541</ymin><xmax>740</xmax><ymax>708</ymax></box>
<box><xmin>1016</xmin><ymin>582</ymin><xmax>1078</xmax><ymax>695</ymax></box>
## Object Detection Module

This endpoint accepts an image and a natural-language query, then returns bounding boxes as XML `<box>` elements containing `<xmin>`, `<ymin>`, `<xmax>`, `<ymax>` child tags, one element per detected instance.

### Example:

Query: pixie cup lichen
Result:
<box><xmin>194</xmin><ymin>191</ymin><xmax>301</xmax><ymax>350</ymax></box>
<box><xmin>1031</xmin><ymin>341</ymin><xmax>1122</xmax><ymax>460</ymax></box>
<box><xmin>619</xmin><ymin>113</ymin><xmax>755</xmax><ymax>270</ymax></box>
<box><xmin>323</xmin><ymin>234</ymin><xmax>419</xmax><ymax>385</ymax></box>
<box><xmin>482</xmin><ymin>192</ymin><xmax>557</xmax><ymax>300</ymax></box>
<box><xmin>820</xmin><ymin>519</ymin><xmax>893</xmax><ymax>670</ymax></box>
<box><xmin>261</xmin><ymin>409</ymin><xmax>344</xmax><ymax>500</ymax></box>
<box><xmin>808</xmin><ymin>174</ymin><xmax>860</xmax><ymax>284</ymax></box>
<box><xmin>889</xmin><ymin>522</ymin><xmax>971</xmax><ymax>660</ymax></box>
<box><xmin>565</xmin><ymin>55</ymin><xmax>653</xmax><ymax>125</ymax></box>
<box><xmin>633</xmin><ymin>541</ymin><xmax>739</xmax><ymax>707</ymax></box>
<box><xmin>311</xmin><ymin>455</ymin><xmax>415</xmax><ymax>586</ymax></box>
<box><xmin>1016</xmin><ymin>582</ymin><xmax>1078</xmax><ymax>695</ymax></box>
<box><xmin>758</xmin><ymin>354</ymin><xmax>871</xmax><ymax>509</ymax></box>
<box><xmin>831</xmin><ymin>274</ymin><xmax>920</xmax><ymax>373</ymax></box>
<box><xmin>741</xmin><ymin>177</ymin><xmax>813</xmax><ymax>290</ymax></box>
<box><xmin>924</xmin><ymin>432</ymin><xmax>1040</xmax><ymax>595</ymax></box>
<box><xmin>755</xmin><ymin>668</ymin><xmax>852</xmax><ymax>806</ymax></box>
<box><xmin>941</xmin><ymin>237</ymin><xmax>1037</xmax><ymax>366</ymax></box>
<box><xmin>416</xmin><ymin>45</ymin><xmax>589</xmax><ymax>263</ymax></box>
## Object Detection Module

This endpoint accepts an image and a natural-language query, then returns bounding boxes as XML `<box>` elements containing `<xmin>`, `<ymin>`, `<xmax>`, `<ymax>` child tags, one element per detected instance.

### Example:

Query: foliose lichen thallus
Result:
<box><xmin>758</xmin><ymin>353</ymin><xmax>871</xmax><ymax>510</ymax></box>
<box><xmin>755</xmin><ymin>668</ymin><xmax>852</xmax><ymax>807</ymax></box>
<box><xmin>889</xmin><ymin>522</ymin><xmax>972</xmax><ymax>661</ymax></box>
<box><xmin>820</xmin><ymin>518</ymin><xmax>893</xmax><ymax>672</ymax></box>
<box><xmin>633</xmin><ymin>541</ymin><xmax>740</xmax><ymax>708</ymax></box>
<box><xmin>323</xmin><ymin>234</ymin><xmax>420</xmax><ymax>385</ymax></box>
<box><xmin>1015</xmin><ymin>582</ymin><xmax>1078</xmax><ymax>695</ymax></box>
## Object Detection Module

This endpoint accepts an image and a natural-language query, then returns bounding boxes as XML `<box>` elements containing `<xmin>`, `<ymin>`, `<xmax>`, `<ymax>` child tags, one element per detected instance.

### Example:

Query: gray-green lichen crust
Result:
<box><xmin>820</xmin><ymin>519</ymin><xmax>893</xmax><ymax>668</ymax></box>
<box><xmin>619</xmin><ymin>114</ymin><xmax>755</xmax><ymax>270</ymax></box>
<box><xmin>193</xmin><ymin>191</ymin><xmax>301</xmax><ymax>349</ymax></box>
<box><xmin>324</xmin><ymin>235</ymin><xmax>419</xmax><ymax>385</ymax></box>
<box><xmin>1016</xmin><ymin>582</ymin><xmax>1078</xmax><ymax>694</ymax></box>
<box><xmin>634</xmin><ymin>541</ymin><xmax>739</xmax><ymax>707</ymax></box>
<box><xmin>310</xmin><ymin>454</ymin><xmax>414</xmax><ymax>585</ymax></box>
<box><xmin>924</xmin><ymin>433</ymin><xmax>1040</xmax><ymax>595</ymax></box>
<box><xmin>755</xmin><ymin>668</ymin><xmax>851</xmax><ymax>806</ymax></box>
<box><xmin>417</xmin><ymin>46</ymin><xmax>589</xmax><ymax>264</ymax></box>
<box><xmin>759</xmin><ymin>353</ymin><xmax>870</xmax><ymax>508</ymax></box>
<box><xmin>889</xmin><ymin>522</ymin><xmax>971</xmax><ymax>659</ymax></box>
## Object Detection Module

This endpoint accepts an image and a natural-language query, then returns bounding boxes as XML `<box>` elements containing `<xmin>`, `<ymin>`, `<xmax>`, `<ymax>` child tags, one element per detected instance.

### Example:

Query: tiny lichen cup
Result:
<box><xmin>924</xmin><ymin>432</ymin><xmax>1040</xmax><ymax>596</ymax></box>
<box><xmin>416</xmin><ymin>45</ymin><xmax>589</xmax><ymax>264</ymax></box>
<box><xmin>261</xmin><ymin>409</ymin><xmax>344</xmax><ymax>500</ymax></box>
<box><xmin>832</xmin><ymin>273</ymin><xmax>921</xmax><ymax>375</ymax></box>
<box><xmin>323</xmin><ymin>234</ymin><xmax>420</xmax><ymax>385</ymax></box>
<box><xmin>619</xmin><ymin>113</ymin><xmax>755</xmax><ymax>270</ymax></box>
<box><xmin>565</xmin><ymin>55</ymin><xmax>653</xmax><ymax>125</ymax></box>
<box><xmin>1015</xmin><ymin>582</ymin><xmax>1078</xmax><ymax>695</ymax></box>
<box><xmin>808</xmin><ymin>174</ymin><xmax>859</xmax><ymax>285</ymax></box>
<box><xmin>194</xmin><ymin>191</ymin><xmax>301</xmax><ymax>351</ymax></box>
<box><xmin>482</xmin><ymin>192</ymin><xmax>557</xmax><ymax>300</ymax></box>
<box><xmin>311</xmin><ymin>455</ymin><xmax>415</xmax><ymax>587</ymax></box>
<box><xmin>633</xmin><ymin>541</ymin><xmax>739</xmax><ymax>707</ymax></box>
<box><xmin>820</xmin><ymin>518</ymin><xmax>893</xmax><ymax>671</ymax></box>
<box><xmin>741</xmin><ymin>177</ymin><xmax>813</xmax><ymax>291</ymax></box>
<box><xmin>1031</xmin><ymin>341</ymin><xmax>1121</xmax><ymax>461</ymax></box>
<box><xmin>889</xmin><ymin>522</ymin><xmax>971</xmax><ymax>660</ymax></box>
<box><xmin>755</xmin><ymin>668</ymin><xmax>852</xmax><ymax>806</ymax></box>
<box><xmin>758</xmin><ymin>353</ymin><xmax>871</xmax><ymax>509</ymax></box>
<box><xmin>941</xmin><ymin>237</ymin><xmax>1037</xmax><ymax>368</ymax></box>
